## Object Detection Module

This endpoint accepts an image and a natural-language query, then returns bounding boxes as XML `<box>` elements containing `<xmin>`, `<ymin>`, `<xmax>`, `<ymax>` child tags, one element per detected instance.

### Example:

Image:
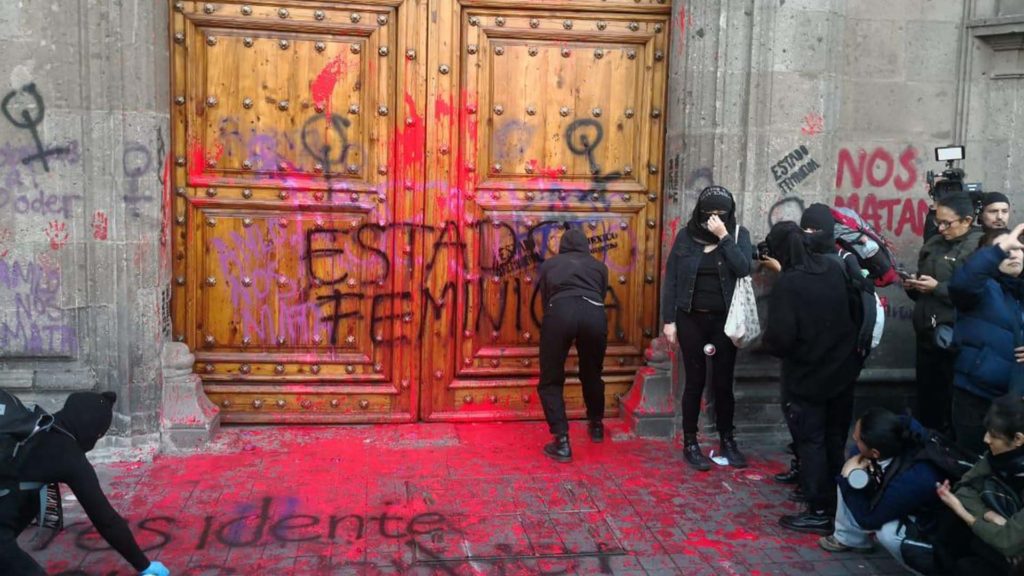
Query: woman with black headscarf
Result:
<box><xmin>762</xmin><ymin>221</ymin><xmax>861</xmax><ymax>536</ymax></box>
<box><xmin>661</xmin><ymin>185</ymin><xmax>753</xmax><ymax>471</ymax></box>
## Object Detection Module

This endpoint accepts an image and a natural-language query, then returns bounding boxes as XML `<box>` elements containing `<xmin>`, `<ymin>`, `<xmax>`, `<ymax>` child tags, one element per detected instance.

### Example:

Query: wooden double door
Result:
<box><xmin>168</xmin><ymin>0</ymin><xmax>671</xmax><ymax>423</ymax></box>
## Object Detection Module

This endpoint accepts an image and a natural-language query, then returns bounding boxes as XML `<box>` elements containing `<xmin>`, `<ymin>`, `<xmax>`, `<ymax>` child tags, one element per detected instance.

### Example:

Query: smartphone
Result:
<box><xmin>897</xmin><ymin>269</ymin><xmax>916</xmax><ymax>281</ymax></box>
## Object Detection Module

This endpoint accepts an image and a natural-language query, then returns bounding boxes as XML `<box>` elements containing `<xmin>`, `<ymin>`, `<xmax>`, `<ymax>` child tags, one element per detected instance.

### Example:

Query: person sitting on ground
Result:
<box><xmin>0</xmin><ymin>392</ymin><xmax>170</xmax><ymax>576</ymax></box>
<box><xmin>819</xmin><ymin>408</ymin><xmax>945</xmax><ymax>576</ymax></box>
<box><xmin>979</xmin><ymin>192</ymin><xmax>1012</xmax><ymax>233</ymax></box>
<box><xmin>949</xmin><ymin>224</ymin><xmax>1024</xmax><ymax>457</ymax></box>
<box><xmin>937</xmin><ymin>394</ymin><xmax>1024</xmax><ymax>575</ymax></box>
<box><xmin>762</xmin><ymin>221</ymin><xmax>861</xmax><ymax>535</ymax></box>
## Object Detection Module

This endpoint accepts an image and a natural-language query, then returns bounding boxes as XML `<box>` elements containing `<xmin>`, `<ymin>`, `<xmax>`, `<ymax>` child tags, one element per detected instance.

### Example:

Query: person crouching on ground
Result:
<box><xmin>949</xmin><ymin>224</ymin><xmax>1024</xmax><ymax>458</ymax></box>
<box><xmin>762</xmin><ymin>221</ymin><xmax>861</xmax><ymax>535</ymax></box>
<box><xmin>536</xmin><ymin>226</ymin><xmax>609</xmax><ymax>463</ymax></box>
<box><xmin>0</xmin><ymin>392</ymin><xmax>170</xmax><ymax>576</ymax></box>
<box><xmin>937</xmin><ymin>394</ymin><xmax>1024</xmax><ymax>575</ymax></box>
<box><xmin>819</xmin><ymin>408</ymin><xmax>945</xmax><ymax>575</ymax></box>
<box><xmin>660</xmin><ymin>185</ymin><xmax>753</xmax><ymax>471</ymax></box>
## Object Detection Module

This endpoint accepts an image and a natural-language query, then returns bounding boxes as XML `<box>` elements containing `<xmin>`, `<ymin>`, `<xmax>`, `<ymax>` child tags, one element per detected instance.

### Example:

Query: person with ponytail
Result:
<box><xmin>819</xmin><ymin>407</ymin><xmax>944</xmax><ymax>576</ymax></box>
<box><xmin>660</xmin><ymin>185</ymin><xmax>753</xmax><ymax>471</ymax></box>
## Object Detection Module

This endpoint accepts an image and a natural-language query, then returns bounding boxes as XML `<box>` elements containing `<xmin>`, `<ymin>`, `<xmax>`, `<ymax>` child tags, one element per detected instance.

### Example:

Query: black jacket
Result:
<box><xmin>0</xmin><ymin>393</ymin><xmax>150</xmax><ymax>572</ymax></box>
<box><xmin>537</xmin><ymin>228</ymin><xmax>609</xmax><ymax>308</ymax></box>
<box><xmin>661</xmin><ymin>227</ymin><xmax>753</xmax><ymax>322</ymax></box>
<box><xmin>907</xmin><ymin>228</ymin><xmax>983</xmax><ymax>335</ymax></box>
<box><xmin>763</xmin><ymin>257</ymin><xmax>861</xmax><ymax>401</ymax></box>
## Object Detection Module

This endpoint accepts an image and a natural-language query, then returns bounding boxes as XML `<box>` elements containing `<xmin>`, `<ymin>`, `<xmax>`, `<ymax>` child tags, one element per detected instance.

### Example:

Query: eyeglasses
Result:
<box><xmin>934</xmin><ymin>217</ymin><xmax>966</xmax><ymax>230</ymax></box>
<box><xmin>702</xmin><ymin>210</ymin><xmax>728</xmax><ymax>217</ymax></box>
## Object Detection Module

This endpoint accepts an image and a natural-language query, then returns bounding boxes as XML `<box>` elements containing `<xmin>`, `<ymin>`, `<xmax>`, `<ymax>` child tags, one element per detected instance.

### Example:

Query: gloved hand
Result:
<box><xmin>662</xmin><ymin>322</ymin><xmax>677</xmax><ymax>345</ymax></box>
<box><xmin>141</xmin><ymin>561</ymin><xmax>170</xmax><ymax>576</ymax></box>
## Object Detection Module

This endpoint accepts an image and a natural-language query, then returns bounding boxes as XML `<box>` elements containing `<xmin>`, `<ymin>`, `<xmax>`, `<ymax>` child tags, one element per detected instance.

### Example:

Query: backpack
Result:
<box><xmin>837</xmin><ymin>251</ymin><xmax>885</xmax><ymax>351</ymax></box>
<box><xmin>830</xmin><ymin>207</ymin><xmax>902</xmax><ymax>287</ymax></box>
<box><xmin>910</xmin><ymin>429</ymin><xmax>976</xmax><ymax>483</ymax></box>
<box><xmin>0</xmin><ymin>389</ymin><xmax>54</xmax><ymax>499</ymax></box>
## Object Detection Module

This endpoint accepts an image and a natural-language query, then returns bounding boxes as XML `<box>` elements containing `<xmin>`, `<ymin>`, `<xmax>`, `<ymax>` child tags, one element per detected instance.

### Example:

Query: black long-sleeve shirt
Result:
<box><xmin>0</xmin><ymin>432</ymin><xmax>150</xmax><ymax>571</ymax></box>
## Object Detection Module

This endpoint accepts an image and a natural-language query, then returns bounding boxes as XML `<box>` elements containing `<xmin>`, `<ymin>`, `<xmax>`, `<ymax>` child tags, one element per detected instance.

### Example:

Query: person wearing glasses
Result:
<box><xmin>948</xmin><ymin>224</ymin><xmax>1024</xmax><ymax>456</ymax></box>
<box><xmin>661</xmin><ymin>185</ymin><xmax>753</xmax><ymax>471</ymax></box>
<box><xmin>904</xmin><ymin>192</ymin><xmax>983</xmax><ymax>436</ymax></box>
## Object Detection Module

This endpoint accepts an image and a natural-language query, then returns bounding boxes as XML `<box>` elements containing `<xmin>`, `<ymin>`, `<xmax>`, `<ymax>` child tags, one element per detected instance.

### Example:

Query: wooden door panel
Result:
<box><xmin>420</xmin><ymin>3</ymin><xmax>669</xmax><ymax>420</ymax></box>
<box><xmin>170</xmin><ymin>0</ymin><xmax>424</xmax><ymax>423</ymax></box>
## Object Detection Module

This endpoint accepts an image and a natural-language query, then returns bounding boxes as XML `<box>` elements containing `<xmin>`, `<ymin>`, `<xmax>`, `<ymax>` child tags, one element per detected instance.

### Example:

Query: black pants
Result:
<box><xmin>0</xmin><ymin>540</ymin><xmax>45</xmax><ymax>576</ymax></box>
<box><xmin>784</xmin><ymin>386</ymin><xmax>855</xmax><ymax>512</ymax></box>
<box><xmin>676</xmin><ymin>310</ymin><xmax>737</xmax><ymax>435</ymax></box>
<box><xmin>538</xmin><ymin>297</ymin><xmax>608</xmax><ymax>435</ymax></box>
<box><xmin>952</xmin><ymin>388</ymin><xmax>991</xmax><ymax>458</ymax></box>
<box><xmin>915</xmin><ymin>337</ymin><xmax>955</xmax><ymax>435</ymax></box>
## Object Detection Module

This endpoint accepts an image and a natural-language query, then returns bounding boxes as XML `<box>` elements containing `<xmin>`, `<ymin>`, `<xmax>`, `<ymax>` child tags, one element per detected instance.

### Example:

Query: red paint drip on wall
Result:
<box><xmin>310</xmin><ymin>56</ymin><xmax>345</xmax><ymax>116</ymax></box>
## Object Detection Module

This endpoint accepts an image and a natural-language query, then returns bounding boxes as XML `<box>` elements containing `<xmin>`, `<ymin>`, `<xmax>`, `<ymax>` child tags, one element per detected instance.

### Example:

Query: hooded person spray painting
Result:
<box><xmin>535</xmin><ymin>226</ymin><xmax>609</xmax><ymax>463</ymax></box>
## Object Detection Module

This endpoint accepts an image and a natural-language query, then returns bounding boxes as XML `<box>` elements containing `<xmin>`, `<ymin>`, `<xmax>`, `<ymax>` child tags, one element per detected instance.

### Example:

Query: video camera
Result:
<box><xmin>926</xmin><ymin>145</ymin><xmax>983</xmax><ymax>211</ymax></box>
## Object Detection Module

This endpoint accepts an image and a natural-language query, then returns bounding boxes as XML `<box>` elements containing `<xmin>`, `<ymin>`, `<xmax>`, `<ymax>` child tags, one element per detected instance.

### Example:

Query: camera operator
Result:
<box><xmin>905</xmin><ymin>192</ymin><xmax>983</xmax><ymax>436</ymax></box>
<box><xmin>820</xmin><ymin>408</ymin><xmax>945</xmax><ymax>576</ymax></box>
<box><xmin>978</xmin><ymin>192</ymin><xmax>1012</xmax><ymax>233</ymax></box>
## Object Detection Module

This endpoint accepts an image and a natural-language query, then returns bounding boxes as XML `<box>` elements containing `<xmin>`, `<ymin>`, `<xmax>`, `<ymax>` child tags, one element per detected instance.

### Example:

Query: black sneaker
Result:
<box><xmin>774</xmin><ymin>458</ymin><xmax>800</xmax><ymax>484</ymax></box>
<box><xmin>683</xmin><ymin>437</ymin><xmax>712</xmax><ymax>472</ymax></box>
<box><xmin>588</xmin><ymin>421</ymin><xmax>604</xmax><ymax>443</ymax></box>
<box><xmin>779</xmin><ymin>511</ymin><xmax>833</xmax><ymax>535</ymax></box>
<box><xmin>543</xmin><ymin>434</ymin><xmax>572</xmax><ymax>463</ymax></box>
<box><xmin>719</xmin><ymin>434</ymin><xmax>748</xmax><ymax>468</ymax></box>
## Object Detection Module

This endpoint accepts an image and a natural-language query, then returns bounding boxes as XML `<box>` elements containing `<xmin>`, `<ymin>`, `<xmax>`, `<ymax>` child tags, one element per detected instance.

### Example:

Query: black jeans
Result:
<box><xmin>538</xmin><ymin>297</ymin><xmax>608</xmax><ymax>435</ymax></box>
<box><xmin>784</xmin><ymin>386</ymin><xmax>855</xmax><ymax>512</ymax></box>
<box><xmin>676</xmin><ymin>310</ymin><xmax>737</xmax><ymax>435</ymax></box>
<box><xmin>952</xmin><ymin>387</ymin><xmax>991</xmax><ymax>458</ymax></box>
<box><xmin>915</xmin><ymin>337</ymin><xmax>955</xmax><ymax>435</ymax></box>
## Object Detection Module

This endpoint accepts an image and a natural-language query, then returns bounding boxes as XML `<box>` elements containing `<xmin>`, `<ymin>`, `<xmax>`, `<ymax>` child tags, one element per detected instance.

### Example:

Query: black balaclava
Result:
<box><xmin>558</xmin><ymin>228</ymin><xmax>589</xmax><ymax>255</ymax></box>
<box><xmin>800</xmin><ymin>203</ymin><xmax>836</xmax><ymax>255</ymax></box>
<box><xmin>53</xmin><ymin>391</ymin><xmax>117</xmax><ymax>452</ymax></box>
<box><xmin>766</xmin><ymin>221</ymin><xmax>828</xmax><ymax>274</ymax></box>
<box><xmin>686</xmin><ymin>185</ymin><xmax>738</xmax><ymax>245</ymax></box>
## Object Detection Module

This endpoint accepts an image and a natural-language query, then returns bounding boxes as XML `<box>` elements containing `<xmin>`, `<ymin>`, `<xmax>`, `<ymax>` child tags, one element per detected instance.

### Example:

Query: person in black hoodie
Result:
<box><xmin>661</xmin><ymin>186</ymin><xmax>753</xmax><ymax>471</ymax></box>
<box><xmin>0</xmin><ymin>392</ymin><xmax>170</xmax><ymax>576</ymax></box>
<box><xmin>763</xmin><ymin>221</ymin><xmax>861</xmax><ymax>535</ymax></box>
<box><xmin>774</xmin><ymin>205</ymin><xmax>878</xmax><ymax>490</ymax></box>
<box><xmin>536</xmin><ymin>227</ymin><xmax>610</xmax><ymax>463</ymax></box>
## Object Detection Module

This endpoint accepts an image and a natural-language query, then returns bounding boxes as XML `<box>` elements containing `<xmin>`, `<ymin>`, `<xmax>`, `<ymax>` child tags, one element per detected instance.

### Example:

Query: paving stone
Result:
<box><xmin>21</xmin><ymin>422</ymin><xmax>903</xmax><ymax>575</ymax></box>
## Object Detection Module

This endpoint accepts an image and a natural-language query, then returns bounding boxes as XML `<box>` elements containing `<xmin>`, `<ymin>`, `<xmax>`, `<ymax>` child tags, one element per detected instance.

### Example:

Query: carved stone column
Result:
<box><xmin>620</xmin><ymin>336</ymin><xmax>678</xmax><ymax>438</ymax></box>
<box><xmin>160</xmin><ymin>342</ymin><xmax>220</xmax><ymax>451</ymax></box>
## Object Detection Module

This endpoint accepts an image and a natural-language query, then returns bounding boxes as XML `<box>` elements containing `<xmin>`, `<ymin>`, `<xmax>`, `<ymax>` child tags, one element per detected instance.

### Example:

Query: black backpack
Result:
<box><xmin>911</xmin><ymin>429</ymin><xmax>976</xmax><ymax>483</ymax></box>
<box><xmin>0</xmin><ymin>389</ymin><xmax>54</xmax><ymax>499</ymax></box>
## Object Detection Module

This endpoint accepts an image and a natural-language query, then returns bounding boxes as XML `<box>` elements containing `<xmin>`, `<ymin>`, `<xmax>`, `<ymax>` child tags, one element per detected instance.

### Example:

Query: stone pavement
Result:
<box><xmin>20</xmin><ymin>421</ymin><xmax>911</xmax><ymax>575</ymax></box>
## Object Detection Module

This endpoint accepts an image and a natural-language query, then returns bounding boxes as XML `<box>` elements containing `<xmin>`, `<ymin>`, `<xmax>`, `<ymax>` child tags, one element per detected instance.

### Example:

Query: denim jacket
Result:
<box><xmin>661</xmin><ymin>227</ymin><xmax>753</xmax><ymax>322</ymax></box>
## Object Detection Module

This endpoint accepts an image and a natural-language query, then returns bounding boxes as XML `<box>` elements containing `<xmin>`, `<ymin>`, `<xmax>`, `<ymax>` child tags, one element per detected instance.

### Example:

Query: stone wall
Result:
<box><xmin>0</xmin><ymin>1</ymin><xmax>169</xmax><ymax>446</ymax></box>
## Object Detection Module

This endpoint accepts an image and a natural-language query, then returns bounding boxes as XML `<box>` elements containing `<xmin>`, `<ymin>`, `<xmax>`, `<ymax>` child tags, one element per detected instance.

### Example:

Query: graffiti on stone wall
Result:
<box><xmin>0</xmin><ymin>258</ymin><xmax>77</xmax><ymax>356</ymax></box>
<box><xmin>801</xmin><ymin>113</ymin><xmax>824</xmax><ymax>137</ymax></box>
<box><xmin>834</xmin><ymin>146</ymin><xmax>928</xmax><ymax>238</ymax></box>
<box><xmin>771</xmin><ymin>145</ymin><xmax>821</xmax><ymax>194</ymax></box>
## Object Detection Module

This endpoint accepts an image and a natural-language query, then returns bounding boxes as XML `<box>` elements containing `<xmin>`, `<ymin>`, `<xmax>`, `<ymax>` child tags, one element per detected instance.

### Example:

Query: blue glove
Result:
<box><xmin>141</xmin><ymin>561</ymin><xmax>170</xmax><ymax>576</ymax></box>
